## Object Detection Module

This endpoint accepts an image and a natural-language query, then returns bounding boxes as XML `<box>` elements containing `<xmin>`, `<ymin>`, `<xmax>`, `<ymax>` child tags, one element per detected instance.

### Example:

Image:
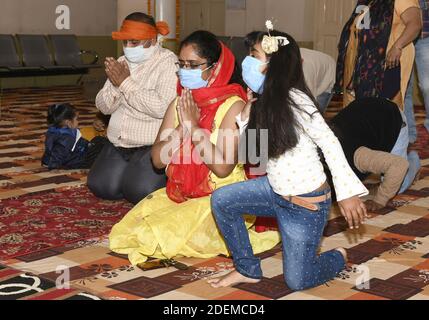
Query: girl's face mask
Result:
<box><xmin>242</xmin><ymin>56</ymin><xmax>268</xmax><ymax>94</ymax></box>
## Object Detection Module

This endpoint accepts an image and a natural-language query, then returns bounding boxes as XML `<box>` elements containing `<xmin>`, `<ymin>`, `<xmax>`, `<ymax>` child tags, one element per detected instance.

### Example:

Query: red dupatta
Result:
<box><xmin>166</xmin><ymin>43</ymin><xmax>247</xmax><ymax>203</ymax></box>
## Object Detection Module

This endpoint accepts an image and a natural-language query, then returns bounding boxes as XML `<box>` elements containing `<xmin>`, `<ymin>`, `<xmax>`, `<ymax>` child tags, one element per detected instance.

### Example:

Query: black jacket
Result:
<box><xmin>329</xmin><ymin>97</ymin><xmax>403</xmax><ymax>180</ymax></box>
<box><xmin>42</xmin><ymin>127</ymin><xmax>89</xmax><ymax>170</ymax></box>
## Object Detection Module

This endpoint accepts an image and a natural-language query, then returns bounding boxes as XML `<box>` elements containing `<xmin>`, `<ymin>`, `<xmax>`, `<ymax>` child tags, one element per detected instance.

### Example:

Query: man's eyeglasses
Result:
<box><xmin>175</xmin><ymin>60</ymin><xmax>208</xmax><ymax>70</ymax></box>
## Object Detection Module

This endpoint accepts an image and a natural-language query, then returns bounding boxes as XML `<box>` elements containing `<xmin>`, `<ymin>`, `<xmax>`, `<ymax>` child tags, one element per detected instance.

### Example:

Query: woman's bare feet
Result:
<box><xmin>208</xmin><ymin>270</ymin><xmax>261</xmax><ymax>288</ymax></box>
<box><xmin>335</xmin><ymin>247</ymin><xmax>348</xmax><ymax>262</ymax></box>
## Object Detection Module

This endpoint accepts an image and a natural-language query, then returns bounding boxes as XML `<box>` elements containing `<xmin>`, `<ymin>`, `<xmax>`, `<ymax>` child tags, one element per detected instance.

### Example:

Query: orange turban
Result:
<box><xmin>112</xmin><ymin>20</ymin><xmax>170</xmax><ymax>40</ymax></box>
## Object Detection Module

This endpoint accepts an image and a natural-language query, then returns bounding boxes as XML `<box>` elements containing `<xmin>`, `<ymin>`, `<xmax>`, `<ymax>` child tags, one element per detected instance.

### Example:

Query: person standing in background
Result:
<box><xmin>335</xmin><ymin>0</ymin><xmax>422</xmax><ymax>110</ymax></box>
<box><xmin>404</xmin><ymin>0</ymin><xmax>429</xmax><ymax>143</ymax></box>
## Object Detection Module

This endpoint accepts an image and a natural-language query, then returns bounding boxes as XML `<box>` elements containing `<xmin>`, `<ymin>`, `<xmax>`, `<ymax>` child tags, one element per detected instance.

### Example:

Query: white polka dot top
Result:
<box><xmin>236</xmin><ymin>89</ymin><xmax>369</xmax><ymax>201</ymax></box>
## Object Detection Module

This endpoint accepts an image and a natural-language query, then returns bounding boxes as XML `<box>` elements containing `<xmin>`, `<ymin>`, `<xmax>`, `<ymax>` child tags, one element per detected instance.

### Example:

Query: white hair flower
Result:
<box><xmin>265</xmin><ymin>20</ymin><xmax>274</xmax><ymax>31</ymax></box>
<box><xmin>261</xmin><ymin>19</ymin><xmax>290</xmax><ymax>54</ymax></box>
<box><xmin>261</xmin><ymin>35</ymin><xmax>290</xmax><ymax>54</ymax></box>
<box><xmin>261</xmin><ymin>35</ymin><xmax>279</xmax><ymax>54</ymax></box>
<box><xmin>277</xmin><ymin>36</ymin><xmax>290</xmax><ymax>47</ymax></box>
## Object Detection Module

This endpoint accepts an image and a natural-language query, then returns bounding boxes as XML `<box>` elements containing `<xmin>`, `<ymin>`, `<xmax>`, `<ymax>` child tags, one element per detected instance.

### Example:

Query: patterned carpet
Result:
<box><xmin>0</xmin><ymin>86</ymin><xmax>95</xmax><ymax>200</ymax></box>
<box><xmin>0</xmin><ymin>86</ymin><xmax>429</xmax><ymax>300</ymax></box>
<box><xmin>0</xmin><ymin>263</ymin><xmax>102</xmax><ymax>300</ymax></box>
<box><xmin>0</xmin><ymin>187</ymin><xmax>133</xmax><ymax>260</ymax></box>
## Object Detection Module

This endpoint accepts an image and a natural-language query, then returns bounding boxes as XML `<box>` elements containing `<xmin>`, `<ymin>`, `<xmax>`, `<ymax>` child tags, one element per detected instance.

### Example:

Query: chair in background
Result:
<box><xmin>49</xmin><ymin>34</ymin><xmax>101</xmax><ymax>83</ymax></box>
<box><xmin>0</xmin><ymin>34</ymin><xmax>101</xmax><ymax>85</ymax></box>
<box><xmin>0</xmin><ymin>34</ymin><xmax>42</xmax><ymax>76</ymax></box>
<box><xmin>49</xmin><ymin>35</ymin><xmax>100</xmax><ymax>70</ymax></box>
<box><xmin>16</xmin><ymin>34</ymin><xmax>74</xmax><ymax>71</ymax></box>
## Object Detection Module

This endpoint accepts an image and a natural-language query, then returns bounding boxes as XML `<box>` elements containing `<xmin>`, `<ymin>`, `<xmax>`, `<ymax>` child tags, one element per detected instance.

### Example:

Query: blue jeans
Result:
<box><xmin>317</xmin><ymin>91</ymin><xmax>334</xmax><ymax>114</ymax></box>
<box><xmin>211</xmin><ymin>176</ymin><xmax>346</xmax><ymax>291</ymax></box>
<box><xmin>404</xmin><ymin>37</ymin><xmax>429</xmax><ymax>142</ymax></box>
<box><xmin>390</xmin><ymin>112</ymin><xmax>421</xmax><ymax>193</ymax></box>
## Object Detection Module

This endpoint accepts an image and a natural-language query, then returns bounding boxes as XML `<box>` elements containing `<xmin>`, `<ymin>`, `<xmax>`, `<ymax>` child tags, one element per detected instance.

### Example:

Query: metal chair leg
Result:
<box><xmin>77</xmin><ymin>74</ymin><xmax>84</xmax><ymax>85</ymax></box>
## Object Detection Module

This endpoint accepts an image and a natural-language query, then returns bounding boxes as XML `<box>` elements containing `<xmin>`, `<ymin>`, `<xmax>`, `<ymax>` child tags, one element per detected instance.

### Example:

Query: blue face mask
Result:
<box><xmin>242</xmin><ymin>56</ymin><xmax>267</xmax><ymax>94</ymax></box>
<box><xmin>178</xmin><ymin>67</ymin><xmax>211</xmax><ymax>90</ymax></box>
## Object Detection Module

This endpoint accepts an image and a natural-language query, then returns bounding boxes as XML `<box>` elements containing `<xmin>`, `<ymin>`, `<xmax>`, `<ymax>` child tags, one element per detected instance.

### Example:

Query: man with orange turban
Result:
<box><xmin>89</xmin><ymin>12</ymin><xmax>178</xmax><ymax>204</ymax></box>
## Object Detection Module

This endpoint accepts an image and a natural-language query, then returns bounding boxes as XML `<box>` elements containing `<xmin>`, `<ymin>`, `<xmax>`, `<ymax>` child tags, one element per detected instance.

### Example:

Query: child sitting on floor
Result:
<box><xmin>42</xmin><ymin>103</ymin><xmax>107</xmax><ymax>170</ymax></box>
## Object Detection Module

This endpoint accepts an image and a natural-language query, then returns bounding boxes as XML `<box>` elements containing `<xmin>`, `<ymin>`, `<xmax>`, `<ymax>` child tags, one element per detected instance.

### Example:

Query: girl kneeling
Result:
<box><xmin>209</xmin><ymin>29</ymin><xmax>369</xmax><ymax>291</ymax></box>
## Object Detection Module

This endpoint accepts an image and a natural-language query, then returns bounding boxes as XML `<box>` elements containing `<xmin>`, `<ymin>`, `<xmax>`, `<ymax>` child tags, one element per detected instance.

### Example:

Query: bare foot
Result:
<box><xmin>335</xmin><ymin>247</ymin><xmax>348</xmax><ymax>262</ymax></box>
<box><xmin>208</xmin><ymin>270</ymin><xmax>261</xmax><ymax>288</ymax></box>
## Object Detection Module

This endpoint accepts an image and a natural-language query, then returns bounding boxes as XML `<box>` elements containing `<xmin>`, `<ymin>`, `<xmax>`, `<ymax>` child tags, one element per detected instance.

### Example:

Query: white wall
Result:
<box><xmin>117</xmin><ymin>0</ymin><xmax>149</xmax><ymax>27</ymax></box>
<box><xmin>0</xmin><ymin>0</ymin><xmax>117</xmax><ymax>35</ymax></box>
<box><xmin>225</xmin><ymin>0</ymin><xmax>266</xmax><ymax>37</ymax></box>
<box><xmin>0</xmin><ymin>0</ymin><xmax>315</xmax><ymax>41</ymax></box>
<box><xmin>225</xmin><ymin>0</ymin><xmax>315</xmax><ymax>42</ymax></box>
<box><xmin>266</xmin><ymin>0</ymin><xmax>315</xmax><ymax>42</ymax></box>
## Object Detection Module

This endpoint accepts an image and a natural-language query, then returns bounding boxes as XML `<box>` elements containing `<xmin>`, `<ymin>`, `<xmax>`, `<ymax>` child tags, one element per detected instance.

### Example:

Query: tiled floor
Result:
<box><xmin>1</xmin><ymin>86</ymin><xmax>429</xmax><ymax>300</ymax></box>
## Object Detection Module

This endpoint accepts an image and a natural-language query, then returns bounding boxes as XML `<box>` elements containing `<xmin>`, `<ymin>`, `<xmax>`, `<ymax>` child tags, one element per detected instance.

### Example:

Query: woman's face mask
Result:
<box><xmin>123</xmin><ymin>41</ymin><xmax>157</xmax><ymax>64</ymax></box>
<box><xmin>242</xmin><ymin>56</ymin><xmax>268</xmax><ymax>94</ymax></box>
<box><xmin>178</xmin><ymin>65</ymin><xmax>212</xmax><ymax>90</ymax></box>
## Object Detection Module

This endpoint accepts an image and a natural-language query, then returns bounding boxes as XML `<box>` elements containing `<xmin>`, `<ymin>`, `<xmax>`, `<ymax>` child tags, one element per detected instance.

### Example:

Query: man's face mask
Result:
<box><xmin>123</xmin><ymin>40</ymin><xmax>156</xmax><ymax>64</ymax></box>
<box><xmin>242</xmin><ymin>56</ymin><xmax>268</xmax><ymax>94</ymax></box>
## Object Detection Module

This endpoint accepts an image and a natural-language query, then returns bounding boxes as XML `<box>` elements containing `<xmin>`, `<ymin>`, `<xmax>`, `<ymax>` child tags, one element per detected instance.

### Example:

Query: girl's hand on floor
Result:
<box><xmin>338</xmin><ymin>196</ymin><xmax>368</xmax><ymax>230</ymax></box>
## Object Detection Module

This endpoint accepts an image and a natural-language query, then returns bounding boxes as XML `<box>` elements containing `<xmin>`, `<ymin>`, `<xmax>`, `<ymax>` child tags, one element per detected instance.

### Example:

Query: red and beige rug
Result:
<box><xmin>0</xmin><ymin>86</ymin><xmax>428</xmax><ymax>300</ymax></box>
<box><xmin>0</xmin><ymin>187</ymin><xmax>133</xmax><ymax>260</ymax></box>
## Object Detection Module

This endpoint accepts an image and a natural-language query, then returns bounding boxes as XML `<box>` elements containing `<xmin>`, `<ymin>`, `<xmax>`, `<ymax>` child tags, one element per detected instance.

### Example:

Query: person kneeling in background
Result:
<box><xmin>42</xmin><ymin>103</ymin><xmax>107</xmax><ymax>170</ymax></box>
<box><xmin>300</xmin><ymin>48</ymin><xmax>336</xmax><ymax>113</ymax></box>
<box><xmin>328</xmin><ymin>97</ymin><xmax>421</xmax><ymax>211</ymax></box>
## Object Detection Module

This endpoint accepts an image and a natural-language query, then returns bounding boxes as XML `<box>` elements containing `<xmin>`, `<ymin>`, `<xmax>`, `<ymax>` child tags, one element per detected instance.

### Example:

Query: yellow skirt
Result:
<box><xmin>109</xmin><ymin>188</ymin><xmax>281</xmax><ymax>265</ymax></box>
<box><xmin>80</xmin><ymin>127</ymin><xmax>106</xmax><ymax>141</ymax></box>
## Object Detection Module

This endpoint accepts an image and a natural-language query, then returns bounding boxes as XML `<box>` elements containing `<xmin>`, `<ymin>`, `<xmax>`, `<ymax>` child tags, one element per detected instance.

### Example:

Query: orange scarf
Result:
<box><xmin>112</xmin><ymin>20</ymin><xmax>170</xmax><ymax>40</ymax></box>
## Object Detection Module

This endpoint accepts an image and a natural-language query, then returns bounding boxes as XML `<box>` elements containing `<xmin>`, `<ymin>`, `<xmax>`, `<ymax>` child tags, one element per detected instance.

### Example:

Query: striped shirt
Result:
<box><xmin>96</xmin><ymin>45</ymin><xmax>178</xmax><ymax>148</ymax></box>
<box><xmin>421</xmin><ymin>0</ymin><xmax>429</xmax><ymax>38</ymax></box>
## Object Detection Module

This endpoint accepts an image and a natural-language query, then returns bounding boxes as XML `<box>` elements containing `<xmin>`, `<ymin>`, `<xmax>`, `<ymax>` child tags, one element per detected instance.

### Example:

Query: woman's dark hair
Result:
<box><xmin>180</xmin><ymin>30</ymin><xmax>243</xmax><ymax>86</ymax></box>
<box><xmin>125</xmin><ymin>12</ymin><xmax>156</xmax><ymax>27</ymax></box>
<box><xmin>246</xmin><ymin>30</ymin><xmax>319</xmax><ymax>159</ymax></box>
<box><xmin>47</xmin><ymin>103</ymin><xmax>77</xmax><ymax>127</ymax></box>
<box><xmin>181</xmin><ymin>31</ymin><xmax>222</xmax><ymax>66</ymax></box>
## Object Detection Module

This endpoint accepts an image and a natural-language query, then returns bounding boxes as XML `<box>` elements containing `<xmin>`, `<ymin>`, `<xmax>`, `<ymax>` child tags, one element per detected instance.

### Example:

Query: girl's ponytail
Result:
<box><xmin>47</xmin><ymin>104</ymin><xmax>59</xmax><ymax>126</ymax></box>
<box><xmin>47</xmin><ymin>103</ymin><xmax>76</xmax><ymax>127</ymax></box>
